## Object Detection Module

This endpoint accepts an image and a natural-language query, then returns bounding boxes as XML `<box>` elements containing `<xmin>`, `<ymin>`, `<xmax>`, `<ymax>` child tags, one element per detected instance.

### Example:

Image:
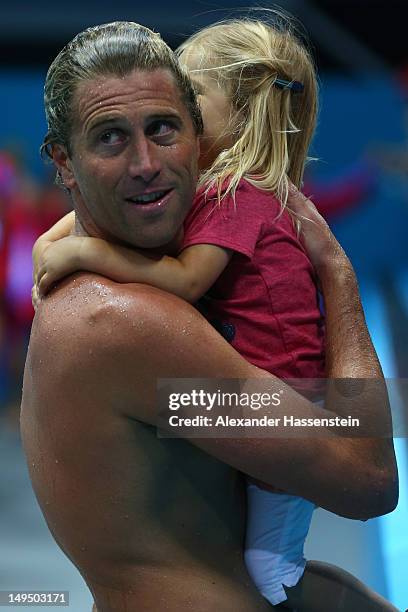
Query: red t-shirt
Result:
<box><xmin>182</xmin><ymin>179</ymin><xmax>325</xmax><ymax>380</ymax></box>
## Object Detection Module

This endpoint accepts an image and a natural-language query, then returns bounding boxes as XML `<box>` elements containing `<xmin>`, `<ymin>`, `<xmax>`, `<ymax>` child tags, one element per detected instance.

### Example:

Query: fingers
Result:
<box><xmin>287</xmin><ymin>190</ymin><xmax>330</xmax><ymax>237</ymax></box>
<box><xmin>34</xmin><ymin>262</ymin><xmax>52</xmax><ymax>300</ymax></box>
<box><xmin>31</xmin><ymin>269</ymin><xmax>58</xmax><ymax>310</ymax></box>
<box><xmin>31</xmin><ymin>285</ymin><xmax>40</xmax><ymax>311</ymax></box>
<box><xmin>287</xmin><ymin>187</ymin><xmax>319</xmax><ymax>217</ymax></box>
<box><xmin>32</xmin><ymin>268</ymin><xmax>48</xmax><ymax>310</ymax></box>
<box><xmin>32</xmin><ymin>239</ymin><xmax>53</xmax><ymax>286</ymax></box>
<box><xmin>33</xmin><ymin>257</ymin><xmax>45</xmax><ymax>289</ymax></box>
<box><xmin>38</xmin><ymin>272</ymin><xmax>51</xmax><ymax>297</ymax></box>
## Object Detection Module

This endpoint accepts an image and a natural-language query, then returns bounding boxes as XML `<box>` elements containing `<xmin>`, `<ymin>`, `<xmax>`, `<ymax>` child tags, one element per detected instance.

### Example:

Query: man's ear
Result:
<box><xmin>51</xmin><ymin>144</ymin><xmax>76</xmax><ymax>190</ymax></box>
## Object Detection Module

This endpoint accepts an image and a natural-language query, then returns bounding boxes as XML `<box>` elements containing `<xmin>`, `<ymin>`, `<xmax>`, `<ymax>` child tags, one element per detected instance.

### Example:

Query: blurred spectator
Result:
<box><xmin>0</xmin><ymin>151</ymin><xmax>70</xmax><ymax>420</ymax></box>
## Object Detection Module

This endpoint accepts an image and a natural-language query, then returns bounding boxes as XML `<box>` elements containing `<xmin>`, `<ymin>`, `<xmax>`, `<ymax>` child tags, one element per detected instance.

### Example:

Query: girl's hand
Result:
<box><xmin>35</xmin><ymin>236</ymin><xmax>85</xmax><ymax>297</ymax></box>
<box><xmin>33</xmin><ymin>238</ymin><xmax>52</xmax><ymax>286</ymax></box>
<box><xmin>32</xmin><ymin>211</ymin><xmax>76</xmax><ymax>283</ymax></box>
<box><xmin>32</xmin><ymin>237</ymin><xmax>53</xmax><ymax>308</ymax></box>
<box><xmin>31</xmin><ymin>284</ymin><xmax>41</xmax><ymax>311</ymax></box>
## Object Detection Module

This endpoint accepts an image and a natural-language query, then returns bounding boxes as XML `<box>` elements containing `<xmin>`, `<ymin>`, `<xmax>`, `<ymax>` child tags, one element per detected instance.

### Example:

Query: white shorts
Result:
<box><xmin>245</xmin><ymin>481</ymin><xmax>316</xmax><ymax>606</ymax></box>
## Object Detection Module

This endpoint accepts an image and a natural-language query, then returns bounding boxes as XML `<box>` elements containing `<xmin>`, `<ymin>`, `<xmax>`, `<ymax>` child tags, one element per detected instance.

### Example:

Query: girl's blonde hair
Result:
<box><xmin>177</xmin><ymin>13</ymin><xmax>318</xmax><ymax>211</ymax></box>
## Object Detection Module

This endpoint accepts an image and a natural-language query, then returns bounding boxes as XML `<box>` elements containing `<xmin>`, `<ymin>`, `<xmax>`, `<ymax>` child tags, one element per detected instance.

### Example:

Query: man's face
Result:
<box><xmin>55</xmin><ymin>69</ymin><xmax>200</xmax><ymax>248</ymax></box>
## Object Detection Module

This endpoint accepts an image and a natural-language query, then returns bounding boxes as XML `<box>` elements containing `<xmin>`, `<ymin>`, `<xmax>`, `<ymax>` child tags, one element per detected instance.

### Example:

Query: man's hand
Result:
<box><xmin>287</xmin><ymin>185</ymin><xmax>351</xmax><ymax>280</ymax></box>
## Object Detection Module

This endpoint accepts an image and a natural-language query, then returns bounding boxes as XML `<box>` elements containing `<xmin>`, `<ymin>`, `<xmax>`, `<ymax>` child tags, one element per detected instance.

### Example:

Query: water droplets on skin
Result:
<box><xmin>130</xmin><ymin>319</ymin><xmax>144</xmax><ymax>328</ymax></box>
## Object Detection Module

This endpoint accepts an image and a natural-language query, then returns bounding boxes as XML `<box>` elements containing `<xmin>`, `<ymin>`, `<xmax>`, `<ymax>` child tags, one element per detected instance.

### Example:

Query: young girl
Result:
<box><xmin>33</xmin><ymin>16</ymin><xmax>324</xmax><ymax>608</ymax></box>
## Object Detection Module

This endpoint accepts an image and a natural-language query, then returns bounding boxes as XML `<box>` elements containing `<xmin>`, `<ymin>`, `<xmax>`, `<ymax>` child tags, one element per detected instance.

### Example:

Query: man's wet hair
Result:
<box><xmin>41</xmin><ymin>21</ymin><xmax>203</xmax><ymax>160</ymax></box>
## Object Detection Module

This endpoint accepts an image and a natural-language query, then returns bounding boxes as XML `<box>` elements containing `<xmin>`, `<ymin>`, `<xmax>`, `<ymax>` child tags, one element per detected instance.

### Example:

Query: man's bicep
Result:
<box><xmin>50</xmin><ymin>283</ymin><xmax>383</xmax><ymax>519</ymax></box>
<box><xmin>107</xmin><ymin>287</ymin><xmax>321</xmax><ymax>476</ymax></box>
<box><xmin>36</xmin><ymin>279</ymin><xmax>395</xmax><ymax>520</ymax></box>
<box><xmin>109</xmin><ymin>285</ymin><xmax>262</xmax><ymax>420</ymax></box>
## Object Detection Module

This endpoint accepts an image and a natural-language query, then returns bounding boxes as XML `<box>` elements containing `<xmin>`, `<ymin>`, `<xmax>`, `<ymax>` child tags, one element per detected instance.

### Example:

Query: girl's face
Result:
<box><xmin>180</xmin><ymin>50</ymin><xmax>235</xmax><ymax>171</ymax></box>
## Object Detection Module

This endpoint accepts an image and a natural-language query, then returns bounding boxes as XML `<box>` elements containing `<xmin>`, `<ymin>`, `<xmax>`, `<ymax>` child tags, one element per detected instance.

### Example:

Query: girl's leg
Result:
<box><xmin>245</xmin><ymin>482</ymin><xmax>315</xmax><ymax>606</ymax></box>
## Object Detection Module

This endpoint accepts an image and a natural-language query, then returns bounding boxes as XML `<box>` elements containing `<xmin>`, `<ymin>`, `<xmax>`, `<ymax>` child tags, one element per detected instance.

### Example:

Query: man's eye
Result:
<box><xmin>100</xmin><ymin>129</ymin><xmax>125</xmax><ymax>145</ymax></box>
<box><xmin>147</xmin><ymin>120</ymin><xmax>177</xmax><ymax>140</ymax></box>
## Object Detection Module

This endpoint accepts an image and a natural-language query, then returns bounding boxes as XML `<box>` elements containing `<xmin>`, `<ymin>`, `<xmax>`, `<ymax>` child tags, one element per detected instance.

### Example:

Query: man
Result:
<box><xmin>20</xmin><ymin>22</ymin><xmax>398</xmax><ymax>611</ymax></box>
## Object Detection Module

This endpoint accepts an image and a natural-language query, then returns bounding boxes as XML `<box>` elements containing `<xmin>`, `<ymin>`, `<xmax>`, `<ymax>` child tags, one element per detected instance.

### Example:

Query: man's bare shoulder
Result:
<box><xmin>31</xmin><ymin>272</ymin><xmax>253</xmax><ymax>422</ymax></box>
<box><xmin>35</xmin><ymin>271</ymin><xmax>199</xmax><ymax>352</ymax></box>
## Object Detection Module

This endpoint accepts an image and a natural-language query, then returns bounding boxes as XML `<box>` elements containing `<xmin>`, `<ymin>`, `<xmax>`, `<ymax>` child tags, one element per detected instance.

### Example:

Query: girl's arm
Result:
<box><xmin>36</xmin><ymin>235</ymin><xmax>232</xmax><ymax>303</ymax></box>
<box><xmin>33</xmin><ymin>211</ymin><xmax>75</xmax><ymax>279</ymax></box>
<box><xmin>32</xmin><ymin>211</ymin><xmax>75</xmax><ymax>309</ymax></box>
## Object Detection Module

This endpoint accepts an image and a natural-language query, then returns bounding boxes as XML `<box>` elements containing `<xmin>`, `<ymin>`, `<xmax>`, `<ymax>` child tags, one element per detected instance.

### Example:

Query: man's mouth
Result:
<box><xmin>126</xmin><ymin>189</ymin><xmax>172</xmax><ymax>205</ymax></box>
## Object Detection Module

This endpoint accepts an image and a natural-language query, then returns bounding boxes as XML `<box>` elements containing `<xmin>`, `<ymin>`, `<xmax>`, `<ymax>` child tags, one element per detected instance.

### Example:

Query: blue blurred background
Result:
<box><xmin>1</xmin><ymin>1</ymin><xmax>407</xmax><ymax>610</ymax></box>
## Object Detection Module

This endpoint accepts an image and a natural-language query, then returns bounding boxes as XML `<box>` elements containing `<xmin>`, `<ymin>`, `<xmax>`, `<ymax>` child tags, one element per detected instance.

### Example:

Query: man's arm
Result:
<box><xmin>49</xmin><ymin>242</ymin><xmax>397</xmax><ymax>521</ymax></box>
<box><xmin>40</xmin><ymin>190</ymin><xmax>397</xmax><ymax>522</ymax></box>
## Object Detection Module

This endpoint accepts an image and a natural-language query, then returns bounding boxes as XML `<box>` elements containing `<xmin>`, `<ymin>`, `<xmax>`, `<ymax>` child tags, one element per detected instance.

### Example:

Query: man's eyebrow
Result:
<box><xmin>86</xmin><ymin>111</ymin><xmax>183</xmax><ymax>133</ymax></box>
<box><xmin>146</xmin><ymin>112</ymin><xmax>183</xmax><ymax>123</ymax></box>
<box><xmin>86</xmin><ymin>116</ymin><xmax>124</xmax><ymax>133</ymax></box>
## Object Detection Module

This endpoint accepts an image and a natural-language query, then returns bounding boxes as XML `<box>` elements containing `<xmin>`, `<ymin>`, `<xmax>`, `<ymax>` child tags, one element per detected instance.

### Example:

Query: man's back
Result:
<box><xmin>21</xmin><ymin>274</ymin><xmax>272</xmax><ymax>611</ymax></box>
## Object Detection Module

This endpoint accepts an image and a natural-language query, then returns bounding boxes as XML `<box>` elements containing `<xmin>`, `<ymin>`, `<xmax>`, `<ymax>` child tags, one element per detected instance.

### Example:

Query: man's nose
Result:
<box><xmin>128</xmin><ymin>139</ymin><xmax>162</xmax><ymax>182</ymax></box>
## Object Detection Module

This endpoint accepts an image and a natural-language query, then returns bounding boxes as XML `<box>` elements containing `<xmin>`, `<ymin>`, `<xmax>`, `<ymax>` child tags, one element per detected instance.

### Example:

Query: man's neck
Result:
<box><xmin>73</xmin><ymin>214</ymin><xmax>102</xmax><ymax>239</ymax></box>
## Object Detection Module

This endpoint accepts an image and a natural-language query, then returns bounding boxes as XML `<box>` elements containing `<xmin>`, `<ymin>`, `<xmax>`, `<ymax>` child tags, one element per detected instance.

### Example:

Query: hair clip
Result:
<box><xmin>274</xmin><ymin>78</ymin><xmax>304</xmax><ymax>93</ymax></box>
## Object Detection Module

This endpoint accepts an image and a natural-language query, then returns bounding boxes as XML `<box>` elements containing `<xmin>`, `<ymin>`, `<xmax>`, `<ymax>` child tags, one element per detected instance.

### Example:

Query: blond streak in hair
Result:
<box><xmin>177</xmin><ymin>13</ymin><xmax>318</xmax><ymax>226</ymax></box>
